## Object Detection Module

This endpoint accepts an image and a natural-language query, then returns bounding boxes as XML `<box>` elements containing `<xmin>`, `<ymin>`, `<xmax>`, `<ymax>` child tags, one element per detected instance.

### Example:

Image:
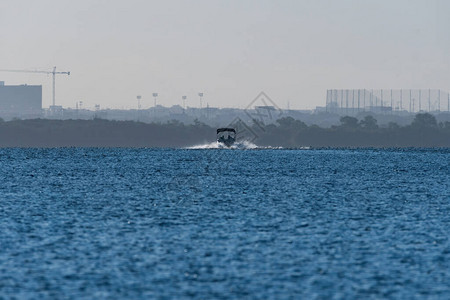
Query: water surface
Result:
<box><xmin>0</xmin><ymin>148</ymin><xmax>449</xmax><ymax>299</ymax></box>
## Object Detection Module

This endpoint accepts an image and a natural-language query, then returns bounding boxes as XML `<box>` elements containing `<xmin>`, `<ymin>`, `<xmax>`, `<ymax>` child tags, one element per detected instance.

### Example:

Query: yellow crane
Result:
<box><xmin>0</xmin><ymin>66</ymin><xmax>70</xmax><ymax>107</ymax></box>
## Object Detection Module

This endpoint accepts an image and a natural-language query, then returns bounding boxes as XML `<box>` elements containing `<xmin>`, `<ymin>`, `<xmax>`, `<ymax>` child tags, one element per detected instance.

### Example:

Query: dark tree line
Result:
<box><xmin>0</xmin><ymin>113</ymin><xmax>448</xmax><ymax>147</ymax></box>
<box><xmin>0</xmin><ymin>118</ymin><xmax>213</xmax><ymax>147</ymax></box>
<box><xmin>255</xmin><ymin>113</ymin><xmax>450</xmax><ymax>147</ymax></box>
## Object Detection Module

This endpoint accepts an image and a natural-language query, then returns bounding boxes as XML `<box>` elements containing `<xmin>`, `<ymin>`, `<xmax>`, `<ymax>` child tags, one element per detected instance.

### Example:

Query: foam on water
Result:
<box><xmin>187</xmin><ymin>141</ymin><xmax>265</xmax><ymax>149</ymax></box>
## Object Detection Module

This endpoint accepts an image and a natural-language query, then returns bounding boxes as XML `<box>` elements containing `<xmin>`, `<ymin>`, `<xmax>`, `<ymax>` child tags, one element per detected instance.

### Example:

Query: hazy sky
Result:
<box><xmin>1</xmin><ymin>0</ymin><xmax>449</xmax><ymax>109</ymax></box>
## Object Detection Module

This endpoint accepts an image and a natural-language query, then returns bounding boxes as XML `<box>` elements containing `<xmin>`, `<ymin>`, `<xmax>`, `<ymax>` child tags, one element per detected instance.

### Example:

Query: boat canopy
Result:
<box><xmin>217</xmin><ymin>128</ymin><xmax>236</xmax><ymax>134</ymax></box>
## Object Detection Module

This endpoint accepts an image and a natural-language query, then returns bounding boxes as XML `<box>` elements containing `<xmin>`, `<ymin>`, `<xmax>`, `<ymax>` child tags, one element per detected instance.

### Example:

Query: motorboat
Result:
<box><xmin>217</xmin><ymin>128</ymin><xmax>236</xmax><ymax>147</ymax></box>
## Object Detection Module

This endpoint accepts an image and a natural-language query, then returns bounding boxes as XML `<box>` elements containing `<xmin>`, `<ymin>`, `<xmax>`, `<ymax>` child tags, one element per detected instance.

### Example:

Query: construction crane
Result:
<box><xmin>0</xmin><ymin>66</ymin><xmax>70</xmax><ymax>107</ymax></box>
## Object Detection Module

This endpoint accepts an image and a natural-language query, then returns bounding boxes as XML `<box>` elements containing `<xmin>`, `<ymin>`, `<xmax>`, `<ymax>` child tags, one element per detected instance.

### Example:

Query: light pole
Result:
<box><xmin>182</xmin><ymin>95</ymin><xmax>187</xmax><ymax>109</ymax></box>
<box><xmin>76</xmin><ymin>101</ymin><xmax>82</xmax><ymax>117</ymax></box>
<box><xmin>198</xmin><ymin>92</ymin><xmax>204</xmax><ymax>109</ymax></box>
<box><xmin>137</xmin><ymin>95</ymin><xmax>142</xmax><ymax>110</ymax></box>
<box><xmin>152</xmin><ymin>93</ymin><xmax>158</xmax><ymax>107</ymax></box>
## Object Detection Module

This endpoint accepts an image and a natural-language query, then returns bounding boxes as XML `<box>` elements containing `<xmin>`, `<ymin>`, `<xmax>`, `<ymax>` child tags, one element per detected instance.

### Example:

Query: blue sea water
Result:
<box><xmin>0</xmin><ymin>148</ymin><xmax>449</xmax><ymax>299</ymax></box>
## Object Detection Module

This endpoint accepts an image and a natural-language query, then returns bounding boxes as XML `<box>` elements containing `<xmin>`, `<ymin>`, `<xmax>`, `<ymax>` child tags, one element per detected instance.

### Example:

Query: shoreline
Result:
<box><xmin>0</xmin><ymin>117</ymin><xmax>449</xmax><ymax>148</ymax></box>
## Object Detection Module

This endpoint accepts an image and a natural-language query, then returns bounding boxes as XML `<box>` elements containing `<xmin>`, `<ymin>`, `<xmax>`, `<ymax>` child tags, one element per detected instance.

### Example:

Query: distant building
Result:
<box><xmin>0</xmin><ymin>82</ymin><xmax>42</xmax><ymax>119</ymax></box>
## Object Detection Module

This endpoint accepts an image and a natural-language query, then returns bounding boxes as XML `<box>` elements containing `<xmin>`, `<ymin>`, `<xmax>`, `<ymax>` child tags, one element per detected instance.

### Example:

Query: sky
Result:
<box><xmin>0</xmin><ymin>0</ymin><xmax>449</xmax><ymax>110</ymax></box>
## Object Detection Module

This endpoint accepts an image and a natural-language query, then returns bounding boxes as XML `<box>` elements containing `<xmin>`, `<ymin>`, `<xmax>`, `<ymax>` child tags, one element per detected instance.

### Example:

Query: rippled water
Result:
<box><xmin>0</xmin><ymin>148</ymin><xmax>449</xmax><ymax>299</ymax></box>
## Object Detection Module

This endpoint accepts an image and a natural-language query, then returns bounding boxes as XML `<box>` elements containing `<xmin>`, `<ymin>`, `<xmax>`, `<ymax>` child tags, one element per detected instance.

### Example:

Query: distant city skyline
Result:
<box><xmin>1</xmin><ymin>0</ymin><xmax>449</xmax><ymax>110</ymax></box>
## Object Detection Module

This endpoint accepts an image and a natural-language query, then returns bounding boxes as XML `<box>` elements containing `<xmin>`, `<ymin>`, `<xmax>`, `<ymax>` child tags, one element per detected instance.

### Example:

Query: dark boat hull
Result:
<box><xmin>217</xmin><ymin>137</ymin><xmax>235</xmax><ymax>147</ymax></box>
